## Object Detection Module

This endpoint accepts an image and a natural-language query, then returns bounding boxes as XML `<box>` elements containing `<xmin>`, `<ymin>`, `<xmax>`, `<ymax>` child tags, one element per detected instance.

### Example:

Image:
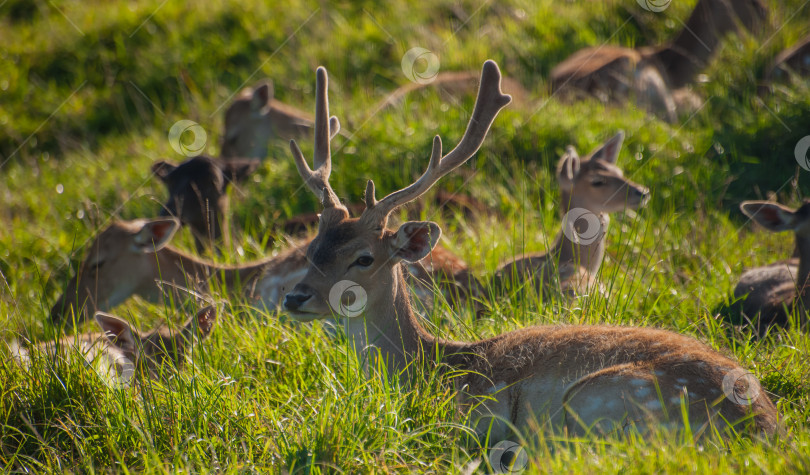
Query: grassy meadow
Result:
<box><xmin>2</xmin><ymin>0</ymin><xmax>810</xmax><ymax>472</ymax></box>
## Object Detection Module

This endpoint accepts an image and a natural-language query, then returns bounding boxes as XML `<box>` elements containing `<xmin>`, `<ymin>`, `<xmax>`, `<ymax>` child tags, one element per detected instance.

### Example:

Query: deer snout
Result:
<box><xmin>630</xmin><ymin>185</ymin><xmax>650</xmax><ymax>206</ymax></box>
<box><xmin>283</xmin><ymin>291</ymin><xmax>313</xmax><ymax>312</ymax></box>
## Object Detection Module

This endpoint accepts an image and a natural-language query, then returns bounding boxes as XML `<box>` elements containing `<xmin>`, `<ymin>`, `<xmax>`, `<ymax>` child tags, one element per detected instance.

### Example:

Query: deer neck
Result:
<box><xmin>150</xmin><ymin>246</ymin><xmax>261</xmax><ymax>293</ymax></box>
<box><xmin>552</xmin><ymin>190</ymin><xmax>609</xmax><ymax>275</ymax></box>
<box><xmin>343</xmin><ymin>263</ymin><xmax>465</xmax><ymax>375</ymax></box>
<box><xmin>648</xmin><ymin>0</ymin><xmax>731</xmax><ymax>89</ymax></box>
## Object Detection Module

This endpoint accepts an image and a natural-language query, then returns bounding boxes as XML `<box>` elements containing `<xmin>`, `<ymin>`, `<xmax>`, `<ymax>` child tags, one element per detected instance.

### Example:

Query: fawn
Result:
<box><xmin>550</xmin><ymin>0</ymin><xmax>767</xmax><ymax>121</ymax></box>
<box><xmin>495</xmin><ymin>131</ymin><xmax>649</xmax><ymax>299</ymax></box>
<box><xmin>281</xmin><ymin>60</ymin><xmax>777</xmax><ymax>439</ymax></box>
<box><xmin>735</xmin><ymin>200</ymin><xmax>810</xmax><ymax>331</ymax></box>
<box><xmin>15</xmin><ymin>306</ymin><xmax>215</xmax><ymax>382</ymax></box>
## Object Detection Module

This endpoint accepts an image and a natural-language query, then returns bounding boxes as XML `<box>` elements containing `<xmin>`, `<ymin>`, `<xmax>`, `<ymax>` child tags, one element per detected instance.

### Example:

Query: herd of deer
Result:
<box><xmin>16</xmin><ymin>0</ymin><xmax>810</xmax><ymax>446</ymax></box>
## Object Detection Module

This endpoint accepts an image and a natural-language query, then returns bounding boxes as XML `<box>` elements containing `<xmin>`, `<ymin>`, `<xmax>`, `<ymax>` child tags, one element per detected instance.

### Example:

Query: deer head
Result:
<box><xmin>94</xmin><ymin>305</ymin><xmax>216</xmax><ymax>372</ymax></box>
<box><xmin>221</xmin><ymin>80</ymin><xmax>275</xmax><ymax>159</ymax></box>
<box><xmin>50</xmin><ymin>218</ymin><xmax>182</xmax><ymax>325</ymax></box>
<box><xmin>282</xmin><ymin>61</ymin><xmax>510</xmax><ymax>322</ymax></box>
<box><xmin>555</xmin><ymin>131</ymin><xmax>649</xmax><ymax>214</ymax></box>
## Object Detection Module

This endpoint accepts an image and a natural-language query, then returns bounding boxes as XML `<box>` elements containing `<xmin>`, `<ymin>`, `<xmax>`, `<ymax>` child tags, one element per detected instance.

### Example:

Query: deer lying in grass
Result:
<box><xmin>282</xmin><ymin>60</ymin><xmax>777</xmax><ymax>439</ymax></box>
<box><xmin>550</xmin><ymin>0</ymin><xmax>767</xmax><ymax>121</ymax></box>
<box><xmin>495</xmin><ymin>131</ymin><xmax>649</xmax><ymax>299</ymax></box>
<box><xmin>734</xmin><ymin>200</ymin><xmax>810</xmax><ymax>331</ymax></box>
<box><xmin>49</xmin><ymin>218</ymin><xmax>309</xmax><ymax>326</ymax></box>
<box><xmin>152</xmin><ymin>156</ymin><xmax>259</xmax><ymax>252</ymax></box>
<box><xmin>221</xmin><ymin>79</ymin><xmax>353</xmax><ymax>160</ymax></box>
<box><xmin>16</xmin><ymin>306</ymin><xmax>215</xmax><ymax>381</ymax></box>
<box><xmin>49</xmin><ymin>217</ymin><xmax>476</xmax><ymax>326</ymax></box>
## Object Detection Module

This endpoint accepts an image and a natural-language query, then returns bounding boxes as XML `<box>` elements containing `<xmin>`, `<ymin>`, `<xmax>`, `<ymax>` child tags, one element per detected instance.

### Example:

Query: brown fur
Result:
<box><xmin>550</xmin><ymin>0</ymin><xmax>767</xmax><ymax>121</ymax></box>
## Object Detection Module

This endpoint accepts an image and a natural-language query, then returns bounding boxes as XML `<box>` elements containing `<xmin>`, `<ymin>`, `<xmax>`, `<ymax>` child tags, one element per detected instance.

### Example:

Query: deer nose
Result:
<box><xmin>284</xmin><ymin>293</ymin><xmax>312</xmax><ymax>311</ymax></box>
<box><xmin>633</xmin><ymin>186</ymin><xmax>650</xmax><ymax>201</ymax></box>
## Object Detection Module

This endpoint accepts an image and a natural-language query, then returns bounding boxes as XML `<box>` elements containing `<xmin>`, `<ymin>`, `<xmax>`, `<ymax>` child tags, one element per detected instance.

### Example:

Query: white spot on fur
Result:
<box><xmin>644</xmin><ymin>399</ymin><xmax>662</xmax><ymax>410</ymax></box>
<box><xmin>669</xmin><ymin>396</ymin><xmax>682</xmax><ymax>404</ymax></box>
<box><xmin>487</xmin><ymin>382</ymin><xmax>507</xmax><ymax>395</ymax></box>
<box><xmin>676</xmin><ymin>378</ymin><xmax>688</xmax><ymax>384</ymax></box>
<box><xmin>630</xmin><ymin>378</ymin><xmax>648</xmax><ymax>386</ymax></box>
<box><xmin>635</xmin><ymin>386</ymin><xmax>651</xmax><ymax>398</ymax></box>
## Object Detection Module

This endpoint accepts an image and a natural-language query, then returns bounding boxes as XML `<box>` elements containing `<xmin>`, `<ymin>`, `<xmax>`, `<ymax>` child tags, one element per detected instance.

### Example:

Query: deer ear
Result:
<box><xmin>132</xmin><ymin>218</ymin><xmax>180</xmax><ymax>253</ymax></box>
<box><xmin>389</xmin><ymin>221</ymin><xmax>441</xmax><ymax>263</ymax></box>
<box><xmin>740</xmin><ymin>201</ymin><xmax>797</xmax><ymax>232</ymax></box>
<box><xmin>95</xmin><ymin>312</ymin><xmax>138</xmax><ymax>352</ymax></box>
<box><xmin>589</xmin><ymin>131</ymin><xmax>624</xmax><ymax>164</ymax></box>
<box><xmin>151</xmin><ymin>160</ymin><xmax>177</xmax><ymax>183</ymax></box>
<box><xmin>220</xmin><ymin>158</ymin><xmax>260</xmax><ymax>185</ymax></box>
<box><xmin>183</xmin><ymin>305</ymin><xmax>216</xmax><ymax>339</ymax></box>
<box><xmin>556</xmin><ymin>146</ymin><xmax>581</xmax><ymax>184</ymax></box>
<box><xmin>251</xmin><ymin>81</ymin><xmax>274</xmax><ymax>114</ymax></box>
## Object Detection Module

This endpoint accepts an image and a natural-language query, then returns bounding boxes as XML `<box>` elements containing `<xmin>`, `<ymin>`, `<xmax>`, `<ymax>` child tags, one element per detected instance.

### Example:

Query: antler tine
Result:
<box><xmin>289</xmin><ymin>66</ymin><xmax>342</xmax><ymax>209</ymax></box>
<box><xmin>361</xmin><ymin>60</ymin><xmax>512</xmax><ymax>228</ymax></box>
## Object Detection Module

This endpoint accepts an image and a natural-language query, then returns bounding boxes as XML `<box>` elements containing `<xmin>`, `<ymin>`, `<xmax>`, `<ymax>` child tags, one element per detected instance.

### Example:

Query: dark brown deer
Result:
<box><xmin>550</xmin><ymin>0</ymin><xmax>767</xmax><ymax>121</ymax></box>
<box><xmin>152</xmin><ymin>156</ymin><xmax>259</xmax><ymax>252</ymax></box>
<box><xmin>281</xmin><ymin>60</ymin><xmax>776</xmax><ymax>440</ymax></box>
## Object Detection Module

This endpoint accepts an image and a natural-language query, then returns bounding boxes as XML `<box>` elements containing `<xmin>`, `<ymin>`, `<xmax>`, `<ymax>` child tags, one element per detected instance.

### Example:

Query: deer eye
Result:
<box><xmin>352</xmin><ymin>255</ymin><xmax>374</xmax><ymax>268</ymax></box>
<box><xmin>591</xmin><ymin>178</ymin><xmax>606</xmax><ymax>187</ymax></box>
<box><xmin>90</xmin><ymin>260</ymin><xmax>105</xmax><ymax>271</ymax></box>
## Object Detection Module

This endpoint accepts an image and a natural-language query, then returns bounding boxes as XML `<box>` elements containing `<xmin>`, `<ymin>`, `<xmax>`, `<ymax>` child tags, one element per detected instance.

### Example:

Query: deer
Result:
<box><xmin>14</xmin><ymin>306</ymin><xmax>215</xmax><ymax>382</ymax></box>
<box><xmin>49</xmin><ymin>217</ymin><xmax>310</xmax><ymax>327</ymax></box>
<box><xmin>734</xmin><ymin>200</ymin><xmax>810</xmax><ymax>332</ymax></box>
<box><xmin>221</xmin><ymin>79</ymin><xmax>354</xmax><ymax>160</ymax></box>
<box><xmin>550</xmin><ymin>0</ymin><xmax>767</xmax><ymax>122</ymax></box>
<box><xmin>49</xmin><ymin>217</ymin><xmax>478</xmax><ymax>326</ymax></box>
<box><xmin>151</xmin><ymin>155</ymin><xmax>259</xmax><ymax>252</ymax></box>
<box><xmin>281</xmin><ymin>60</ymin><xmax>777</xmax><ymax>440</ymax></box>
<box><xmin>494</xmin><ymin>131</ymin><xmax>649</xmax><ymax>300</ymax></box>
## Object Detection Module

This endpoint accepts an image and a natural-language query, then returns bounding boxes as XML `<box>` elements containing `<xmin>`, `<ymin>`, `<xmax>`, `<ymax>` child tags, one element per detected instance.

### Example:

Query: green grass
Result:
<box><xmin>2</xmin><ymin>0</ymin><xmax>810</xmax><ymax>472</ymax></box>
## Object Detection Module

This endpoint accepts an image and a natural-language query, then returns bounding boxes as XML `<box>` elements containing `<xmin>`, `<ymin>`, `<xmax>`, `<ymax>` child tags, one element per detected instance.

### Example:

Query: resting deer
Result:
<box><xmin>550</xmin><ymin>0</ymin><xmax>767</xmax><ymax>122</ymax></box>
<box><xmin>221</xmin><ymin>79</ymin><xmax>353</xmax><ymax>160</ymax></box>
<box><xmin>495</xmin><ymin>131</ymin><xmax>649</xmax><ymax>299</ymax></box>
<box><xmin>49</xmin><ymin>217</ymin><xmax>309</xmax><ymax>326</ymax></box>
<box><xmin>734</xmin><ymin>200</ymin><xmax>810</xmax><ymax>331</ymax></box>
<box><xmin>152</xmin><ymin>156</ymin><xmax>259</xmax><ymax>252</ymax></box>
<box><xmin>281</xmin><ymin>61</ymin><xmax>777</xmax><ymax>439</ymax></box>
<box><xmin>49</xmin><ymin>218</ymin><xmax>475</xmax><ymax>326</ymax></box>
<box><xmin>15</xmin><ymin>306</ymin><xmax>215</xmax><ymax>381</ymax></box>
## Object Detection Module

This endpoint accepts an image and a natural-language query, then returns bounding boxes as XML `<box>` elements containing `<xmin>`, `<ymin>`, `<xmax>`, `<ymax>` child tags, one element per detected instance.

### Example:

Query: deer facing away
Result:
<box><xmin>550</xmin><ymin>0</ymin><xmax>767</xmax><ymax>122</ymax></box>
<box><xmin>734</xmin><ymin>200</ymin><xmax>810</xmax><ymax>332</ymax></box>
<box><xmin>281</xmin><ymin>61</ymin><xmax>777</xmax><ymax>439</ymax></box>
<box><xmin>15</xmin><ymin>306</ymin><xmax>216</xmax><ymax>382</ymax></box>
<box><xmin>495</xmin><ymin>131</ymin><xmax>649</xmax><ymax>299</ymax></box>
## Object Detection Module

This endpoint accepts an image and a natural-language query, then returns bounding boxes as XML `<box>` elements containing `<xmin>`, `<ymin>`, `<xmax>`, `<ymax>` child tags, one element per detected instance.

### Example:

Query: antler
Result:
<box><xmin>360</xmin><ymin>60</ymin><xmax>512</xmax><ymax>229</ymax></box>
<box><xmin>289</xmin><ymin>67</ymin><xmax>344</xmax><ymax>209</ymax></box>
